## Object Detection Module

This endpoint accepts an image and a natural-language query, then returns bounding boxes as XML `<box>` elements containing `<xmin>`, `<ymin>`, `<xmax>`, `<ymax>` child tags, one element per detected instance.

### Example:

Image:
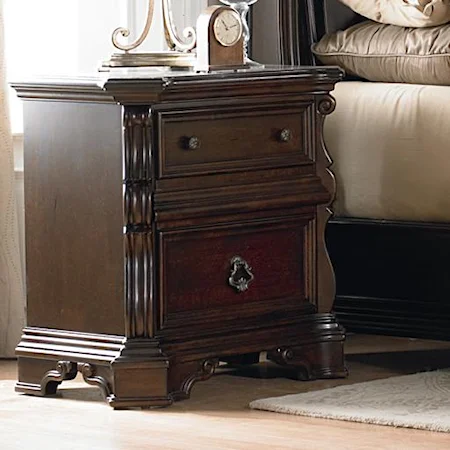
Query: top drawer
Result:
<box><xmin>157</xmin><ymin>103</ymin><xmax>313</xmax><ymax>178</ymax></box>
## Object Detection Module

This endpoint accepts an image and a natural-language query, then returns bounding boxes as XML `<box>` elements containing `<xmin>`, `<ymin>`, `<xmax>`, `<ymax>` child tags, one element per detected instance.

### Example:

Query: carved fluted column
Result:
<box><xmin>123</xmin><ymin>108</ymin><xmax>154</xmax><ymax>338</ymax></box>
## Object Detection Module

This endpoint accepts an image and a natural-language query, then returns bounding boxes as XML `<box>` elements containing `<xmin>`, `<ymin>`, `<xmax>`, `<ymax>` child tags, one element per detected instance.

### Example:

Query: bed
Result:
<box><xmin>263</xmin><ymin>0</ymin><xmax>450</xmax><ymax>341</ymax></box>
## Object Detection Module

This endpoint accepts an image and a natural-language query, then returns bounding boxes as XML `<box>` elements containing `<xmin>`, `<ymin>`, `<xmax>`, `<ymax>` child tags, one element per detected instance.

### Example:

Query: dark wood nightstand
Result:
<box><xmin>13</xmin><ymin>66</ymin><xmax>346</xmax><ymax>408</ymax></box>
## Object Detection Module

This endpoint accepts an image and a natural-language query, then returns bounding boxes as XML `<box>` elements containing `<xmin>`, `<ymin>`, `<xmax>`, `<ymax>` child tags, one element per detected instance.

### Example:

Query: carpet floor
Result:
<box><xmin>250</xmin><ymin>369</ymin><xmax>450</xmax><ymax>432</ymax></box>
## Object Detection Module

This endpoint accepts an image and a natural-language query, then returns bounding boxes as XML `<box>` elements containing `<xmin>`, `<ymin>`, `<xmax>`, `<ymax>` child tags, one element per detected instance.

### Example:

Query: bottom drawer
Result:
<box><xmin>159</xmin><ymin>220</ymin><xmax>308</xmax><ymax>316</ymax></box>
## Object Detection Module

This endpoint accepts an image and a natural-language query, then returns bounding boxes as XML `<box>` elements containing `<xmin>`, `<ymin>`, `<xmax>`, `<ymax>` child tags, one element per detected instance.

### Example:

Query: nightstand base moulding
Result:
<box><xmin>16</xmin><ymin>317</ymin><xmax>346</xmax><ymax>409</ymax></box>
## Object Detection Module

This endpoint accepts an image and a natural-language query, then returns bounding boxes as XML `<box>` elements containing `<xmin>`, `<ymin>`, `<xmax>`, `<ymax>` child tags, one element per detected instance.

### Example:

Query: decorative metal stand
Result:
<box><xmin>101</xmin><ymin>0</ymin><xmax>197</xmax><ymax>69</ymax></box>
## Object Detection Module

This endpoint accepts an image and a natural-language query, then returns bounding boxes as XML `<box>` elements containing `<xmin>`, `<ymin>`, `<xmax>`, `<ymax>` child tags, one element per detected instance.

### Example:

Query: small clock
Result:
<box><xmin>195</xmin><ymin>6</ymin><xmax>245</xmax><ymax>72</ymax></box>
<box><xmin>213</xmin><ymin>9</ymin><xmax>243</xmax><ymax>47</ymax></box>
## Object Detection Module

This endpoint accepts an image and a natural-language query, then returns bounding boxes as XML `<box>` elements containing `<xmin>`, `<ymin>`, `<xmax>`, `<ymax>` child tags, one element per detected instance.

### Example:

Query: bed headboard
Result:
<box><xmin>278</xmin><ymin>0</ymin><xmax>362</xmax><ymax>65</ymax></box>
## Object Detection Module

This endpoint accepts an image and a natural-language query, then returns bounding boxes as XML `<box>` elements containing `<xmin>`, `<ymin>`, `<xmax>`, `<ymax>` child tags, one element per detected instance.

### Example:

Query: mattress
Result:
<box><xmin>325</xmin><ymin>81</ymin><xmax>450</xmax><ymax>222</ymax></box>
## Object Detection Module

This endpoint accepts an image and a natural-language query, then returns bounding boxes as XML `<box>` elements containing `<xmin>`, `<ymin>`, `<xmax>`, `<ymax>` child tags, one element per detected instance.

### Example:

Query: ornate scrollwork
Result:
<box><xmin>78</xmin><ymin>363</ymin><xmax>113</xmax><ymax>399</ymax></box>
<box><xmin>112</xmin><ymin>0</ymin><xmax>196</xmax><ymax>54</ymax></box>
<box><xmin>162</xmin><ymin>0</ymin><xmax>197</xmax><ymax>52</ymax></box>
<box><xmin>315</xmin><ymin>94</ymin><xmax>337</xmax><ymax>312</ymax></box>
<box><xmin>228</xmin><ymin>256</ymin><xmax>254</xmax><ymax>293</ymax></box>
<box><xmin>112</xmin><ymin>0</ymin><xmax>155</xmax><ymax>52</ymax></box>
<box><xmin>179</xmin><ymin>359</ymin><xmax>219</xmax><ymax>397</ymax></box>
<box><xmin>40</xmin><ymin>361</ymin><xmax>77</xmax><ymax>395</ymax></box>
<box><xmin>317</xmin><ymin>95</ymin><xmax>336</xmax><ymax>116</ymax></box>
<box><xmin>267</xmin><ymin>347</ymin><xmax>316</xmax><ymax>381</ymax></box>
<box><xmin>273</xmin><ymin>347</ymin><xmax>294</xmax><ymax>363</ymax></box>
<box><xmin>201</xmin><ymin>359</ymin><xmax>217</xmax><ymax>376</ymax></box>
<box><xmin>45</xmin><ymin>361</ymin><xmax>77</xmax><ymax>382</ymax></box>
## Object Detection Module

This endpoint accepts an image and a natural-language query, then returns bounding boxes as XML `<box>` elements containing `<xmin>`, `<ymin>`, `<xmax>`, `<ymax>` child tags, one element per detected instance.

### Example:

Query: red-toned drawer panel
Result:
<box><xmin>159</xmin><ymin>221</ymin><xmax>307</xmax><ymax>315</ymax></box>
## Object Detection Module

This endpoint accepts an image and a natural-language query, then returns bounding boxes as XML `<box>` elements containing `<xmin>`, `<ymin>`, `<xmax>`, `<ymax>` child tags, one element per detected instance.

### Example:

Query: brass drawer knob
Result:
<box><xmin>182</xmin><ymin>136</ymin><xmax>201</xmax><ymax>150</ymax></box>
<box><xmin>228</xmin><ymin>256</ymin><xmax>254</xmax><ymax>293</ymax></box>
<box><xmin>278</xmin><ymin>128</ymin><xmax>292</xmax><ymax>143</ymax></box>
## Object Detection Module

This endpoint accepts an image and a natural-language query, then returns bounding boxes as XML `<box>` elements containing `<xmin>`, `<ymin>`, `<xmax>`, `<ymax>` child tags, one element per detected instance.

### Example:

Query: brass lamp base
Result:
<box><xmin>100</xmin><ymin>51</ymin><xmax>197</xmax><ymax>70</ymax></box>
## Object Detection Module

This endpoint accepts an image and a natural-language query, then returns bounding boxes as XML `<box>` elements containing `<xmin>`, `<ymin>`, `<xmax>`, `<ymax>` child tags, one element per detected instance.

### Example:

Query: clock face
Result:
<box><xmin>213</xmin><ymin>9</ymin><xmax>242</xmax><ymax>47</ymax></box>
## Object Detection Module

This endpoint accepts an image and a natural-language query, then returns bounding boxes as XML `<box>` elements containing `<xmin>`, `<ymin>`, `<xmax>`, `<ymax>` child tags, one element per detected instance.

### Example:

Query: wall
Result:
<box><xmin>8</xmin><ymin>1</ymin><xmax>209</xmax><ymax>290</ymax></box>
<box><xmin>9</xmin><ymin>0</ymin><xmax>207</xmax><ymax>229</ymax></box>
<box><xmin>179</xmin><ymin>0</ymin><xmax>208</xmax><ymax>28</ymax></box>
<box><xmin>251</xmin><ymin>0</ymin><xmax>281</xmax><ymax>65</ymax></box>
<box><xmin>13</xmin><ymin>135</ymin><xmax>25</xmax><ymax>280</ymax></box>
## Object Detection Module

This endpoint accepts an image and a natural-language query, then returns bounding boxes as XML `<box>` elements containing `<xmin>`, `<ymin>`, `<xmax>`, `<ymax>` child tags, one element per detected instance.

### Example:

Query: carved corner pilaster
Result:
<box><xmin>123</xmin><ymin>107</ymin><xmax>155</xmax><ymax>339</ymax></box>
<box><xmin>124</xmin><ymin>232</ymin><xmax>153</xmax><ymax>338</ymax></box>
<box><xmin>123</xmin><ymin>108</ymin><xmax>152</xmax><ymax>182</ymax></box>
<box><xmin>314</xmin><ymin>94</ymin><xmax>338</xmax><ymax>313</ymax></box>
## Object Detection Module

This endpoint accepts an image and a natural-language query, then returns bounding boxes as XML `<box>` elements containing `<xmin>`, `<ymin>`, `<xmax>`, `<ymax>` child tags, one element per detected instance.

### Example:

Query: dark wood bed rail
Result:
<box><xmin>278</xmin><ymin>0</ymin><xmax>325</xmax><ymax>65</ymax></box>
<box><xmin>278</xmin><ymin>0</ymin><xmax>362</xmax><ymax>65</ymax></box>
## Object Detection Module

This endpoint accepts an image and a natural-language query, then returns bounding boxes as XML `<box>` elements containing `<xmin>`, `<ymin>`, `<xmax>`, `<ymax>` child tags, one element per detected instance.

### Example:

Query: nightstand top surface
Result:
<box><xmin>12</xmin><ymin>65</ymin><xmax>344</xmax><ymax>104</ymax></box>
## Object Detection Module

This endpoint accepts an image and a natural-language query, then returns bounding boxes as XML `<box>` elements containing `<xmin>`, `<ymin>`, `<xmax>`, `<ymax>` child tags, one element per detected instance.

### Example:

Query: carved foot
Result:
<box><xmin>16</xmin><ymin>359</ymin><xmax>78</xmax><ymax>396</ymax></box>
<box><xmin>267</xmin><ymin>340</ymin><xmax>347</xmax><ymax>381</ymax></box>
<box><xmin>16</xmin><ymin>358</ymin><xmax>169</xmax><ymax>409</ymax></box>
<box><xmin>78</xmin><ymin>363</ymin><xmax>113</xmax><ymax>402</ymax></box>
<box><xmin>169</xmin><ymin>358</ymin><xmax>219</xmax><ymax>402</ymax></box>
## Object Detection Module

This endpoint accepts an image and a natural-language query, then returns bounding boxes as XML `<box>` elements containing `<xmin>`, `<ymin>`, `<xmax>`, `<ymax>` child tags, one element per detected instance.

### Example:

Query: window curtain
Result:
<box><xmin>0</xmin><ymin>0</ymin><xmax>26</xmax><ymax>357</ymax></box>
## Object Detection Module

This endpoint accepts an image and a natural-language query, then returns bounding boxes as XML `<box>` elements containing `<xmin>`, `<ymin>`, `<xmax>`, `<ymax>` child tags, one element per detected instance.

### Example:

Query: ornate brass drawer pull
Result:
<box><xmin>228</xmin><ymin>256</ymin><xmax>254</xmax><ymax>293</ymax></box>
<box><xmin>182</xmin><ymin>136</ymin><xmax>201</xmax><ymax>150</ymax></box>
<box><xmin>278</xmin><ymin>128</ymin><xmax>292</xmax><ymax>143</ymax></box>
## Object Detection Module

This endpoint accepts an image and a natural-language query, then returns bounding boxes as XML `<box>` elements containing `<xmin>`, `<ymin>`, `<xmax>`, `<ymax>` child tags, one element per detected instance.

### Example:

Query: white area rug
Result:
<box><xmin>249</xmin><ymin>369</ymin><xmax>450</xmax><ymax>432</ymax></box>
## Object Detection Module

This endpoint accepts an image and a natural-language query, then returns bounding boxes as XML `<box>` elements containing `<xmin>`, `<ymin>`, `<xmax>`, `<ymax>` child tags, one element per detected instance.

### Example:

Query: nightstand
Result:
<box><xmin>13</xmin><ymin>66</ymin><xmax>346</xmax><ymax>408</ymax></box>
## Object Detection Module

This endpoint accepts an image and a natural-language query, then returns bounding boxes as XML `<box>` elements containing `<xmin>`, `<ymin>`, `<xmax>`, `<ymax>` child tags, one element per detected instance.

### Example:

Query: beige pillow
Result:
<box><xmin>312</xmin><ymin>21</ymin><xmax>450</xmax><ymax>85</ymax></box>
<box><xmin>339</xmin><ymin>0</ymin><xmax>450</xmax><ymax>27</ymax></box>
